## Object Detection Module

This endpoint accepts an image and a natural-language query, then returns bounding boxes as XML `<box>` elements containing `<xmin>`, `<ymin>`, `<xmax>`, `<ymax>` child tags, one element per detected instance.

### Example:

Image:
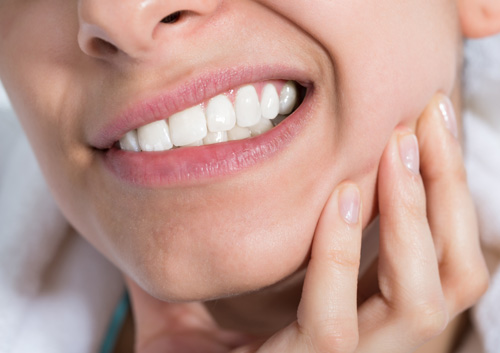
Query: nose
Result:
<box><xmin>77</xmin><ymin>0</ymin><xmax>221</xmax><ymax>62</ymax></box>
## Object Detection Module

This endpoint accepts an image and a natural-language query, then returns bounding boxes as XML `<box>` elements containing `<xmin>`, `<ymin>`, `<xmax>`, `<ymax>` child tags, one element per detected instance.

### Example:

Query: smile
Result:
<box><xmin>118</xmin><ymin>81</ymin><xmax>302</xmax><ymax>152</ymax></box>
<box><xmin>96</xmin><ymin>66</ymin><xmax>314</xmax><ymax>187</ymax></box>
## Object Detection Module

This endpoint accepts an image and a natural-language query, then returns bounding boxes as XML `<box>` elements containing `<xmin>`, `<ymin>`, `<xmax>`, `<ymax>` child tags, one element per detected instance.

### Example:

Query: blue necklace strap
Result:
<box><xmin>100</xmin><ymin>291</ymin><xmax>130</xmax><ymax>353</ymax></box>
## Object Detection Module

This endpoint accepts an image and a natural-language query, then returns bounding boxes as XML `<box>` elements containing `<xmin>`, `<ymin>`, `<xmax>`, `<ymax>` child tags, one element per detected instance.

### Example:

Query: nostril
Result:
<box><xmin>90</xmin><ymin>37</ymin><xmax>119</xmax><ymax>56</ymax></box>
<box><xmin>160</xmin><ymin>11</ymin><xmax>182</xmax><ymax>24</ymax></box>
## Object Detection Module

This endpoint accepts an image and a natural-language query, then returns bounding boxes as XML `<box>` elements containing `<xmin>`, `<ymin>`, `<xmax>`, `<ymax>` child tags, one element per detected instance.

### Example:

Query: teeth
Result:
<box><xmin>227</xmin><ymin>125</ymin><xmax>251</xmax><ymax>141</ymax></box>
<box><xmin>249</xmin><ymin>118</ymin><xmax>273</xmax><ymax>137</ymax></box>
<box><xmin>279</xmin><ymin>81</ymin><xmax>298</xmax><ymax>115</ymax></box>
<box><xmin>137</xmin><ymin>120</ymin><xmax>173</xmax><ymax>151</ymax></box>
<box><xmin>119</xmin><ymin>82</ymin><xmax>302</xmax><ymax>151</ymax></box>
<box><xmin>169</xmin><ymin>105</ymin><xmax>208</xmax><ymax>147</ymax></box>
<box><xmin>260</xmin><ymin>84</ymin><xmax>279</xmax><ymax>120</ymax></box>
<box><xmin>235</xmin><ymin>85</ymin><xmax>261</xmax><ymax>127</ymax></box>
<box><xmin>206</xmin><ymin>95</ymin><xmax>236</xmax><ymax>132</ymax></box>
<box><xmin>203</xmin><ymin>131</ymin><xmax>228</xmax><ymax>145</ymax></box>
<box><xmin>119</xmin><ymin>130</ymin><xmax>141</xmax><ymax>152</ymax></box>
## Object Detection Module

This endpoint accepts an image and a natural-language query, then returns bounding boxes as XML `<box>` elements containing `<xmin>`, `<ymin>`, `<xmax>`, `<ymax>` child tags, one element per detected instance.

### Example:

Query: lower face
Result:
<box><xmin>0</xmin><ymin>0</ymin><xmax>460</xmax><ymax>301</ymax></box>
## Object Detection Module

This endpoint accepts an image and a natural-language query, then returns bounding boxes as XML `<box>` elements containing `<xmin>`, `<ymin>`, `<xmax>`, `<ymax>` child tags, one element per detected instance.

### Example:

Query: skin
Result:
<box><xmin>1</xmin><ymin>0</ymin><xmax>499</xmax><ymax>351</ymax></box>
<box><xmin>0</xmin><ymin>0</ymin><xmax>460</xmax><ymax>298</ymax></box>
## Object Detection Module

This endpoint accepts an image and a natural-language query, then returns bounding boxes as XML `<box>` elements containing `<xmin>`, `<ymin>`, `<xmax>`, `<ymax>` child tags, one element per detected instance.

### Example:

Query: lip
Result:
<box><xmin>91</xmin><ymin>65</ymin><xmax>311</xmax><ymax>150</ymax></box>
<box><xmin>94</xmin><ymin>65</ymin><xmax>315</xmax><ymax>187</ymax></box>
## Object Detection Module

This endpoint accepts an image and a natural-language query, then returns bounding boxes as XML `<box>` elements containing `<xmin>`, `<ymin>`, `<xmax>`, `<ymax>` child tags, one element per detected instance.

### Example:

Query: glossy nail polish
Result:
<box><xmin>438</xmin><ymin>95</ymin><xmax>458</xmax><ymax>138</ymax></box>
<box><xmin>339</xmin><ymin>185</ymin><xmax>360</xmax><ymax>224</ymax></box>
<box><xmin>399</xmin><ymin>134</ymin><xmax>420</xmax><ymax>175</ymax></box>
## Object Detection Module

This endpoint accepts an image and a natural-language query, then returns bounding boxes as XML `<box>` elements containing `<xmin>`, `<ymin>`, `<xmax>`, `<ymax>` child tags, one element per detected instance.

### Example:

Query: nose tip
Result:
<box><xmin>77</xmin><ymin>0</ymin><xmax>221</xmax><ymax>62</ymax></box>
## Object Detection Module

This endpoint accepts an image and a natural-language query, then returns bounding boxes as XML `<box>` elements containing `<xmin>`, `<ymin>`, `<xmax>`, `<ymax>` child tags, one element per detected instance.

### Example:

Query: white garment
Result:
<box><xmin>0</xmin><ymin>98</ymin><xmax>124</xmax><ymax>352</ymax></box>
<box><xmin>460</xmin><ymin>34</ymin><xmax>500</xmax><ymax>353</ymax></box>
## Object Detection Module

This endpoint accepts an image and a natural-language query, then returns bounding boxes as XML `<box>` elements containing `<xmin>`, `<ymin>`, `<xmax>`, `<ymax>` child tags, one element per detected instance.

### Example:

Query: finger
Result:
<box><xmin>358</xmin><ymin>130</ymin><xmax>448</xmax><ymax>349</ymax></box>
<box><xmin>294</xmin><ymin>183</ymin><xmax>362</xmax><ymax>352</ymax></box>
<box><xmin>378</xmin><ymin>131</ymin><xmax>444</xmax><ymax>310</ymax></box>
<box><xmin>256</xmin><ymin>183</ymin><xmax>362</xmax><ymax>353</ymax></box>
<box><xmin>416</xmin><ymin>93</ymin><xmax>489</xmax><ymax>316</ymax></box>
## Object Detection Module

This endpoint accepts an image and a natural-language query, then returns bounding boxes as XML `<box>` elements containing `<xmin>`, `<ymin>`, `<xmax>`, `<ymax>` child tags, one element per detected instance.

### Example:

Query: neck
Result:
<box><xmin>125</xmin><ymin>269</ymin><xmax>305</xmax><ymax>351</ymax></box>
<box><xmin>203</xmin><ymin>268</ymin><xmax>306</xmax><ymax>336</ymax></box>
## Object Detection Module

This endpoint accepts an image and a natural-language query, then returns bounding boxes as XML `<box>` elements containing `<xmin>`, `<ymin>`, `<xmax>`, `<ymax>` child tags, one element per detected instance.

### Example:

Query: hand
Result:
<box><xmin>239</xmin><ymin>94</ymin><xmax>489</xmax><ymax>353</ymax></box>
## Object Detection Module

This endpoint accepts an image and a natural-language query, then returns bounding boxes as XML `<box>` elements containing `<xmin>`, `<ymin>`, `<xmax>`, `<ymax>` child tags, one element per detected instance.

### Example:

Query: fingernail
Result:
<box><xmin>399</xmin><ymin>134</ymin><xmax>420</xmax><ymax>175</ymax></box>
<box><xmin>438</xmin><ymin>95</ymin><xmax>458</xmax><ymax>138</ymax></box>
<box><xmin>339</xmin><ymin>185</ymin><xmax>360</xmax><ymax>224</ymax></box>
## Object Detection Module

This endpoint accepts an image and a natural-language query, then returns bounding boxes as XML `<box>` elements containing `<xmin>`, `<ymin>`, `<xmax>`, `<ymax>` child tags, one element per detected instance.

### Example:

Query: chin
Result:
<box><xmin>124</xmin><ymin>231</ymin><xmax>310</xmax><ymax>303</ymax></box>
<box><xmin>110</xmin><ymin>191</ymin><xmax>321</xmax><ymax>302</ymax></box>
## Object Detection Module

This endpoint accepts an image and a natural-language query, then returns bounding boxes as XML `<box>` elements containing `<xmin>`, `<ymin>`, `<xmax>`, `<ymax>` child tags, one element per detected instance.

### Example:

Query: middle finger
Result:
<box><xmin>358</xmin><ymin>130</ymin><xmax>447</xmax><ymax>347</ymax></box>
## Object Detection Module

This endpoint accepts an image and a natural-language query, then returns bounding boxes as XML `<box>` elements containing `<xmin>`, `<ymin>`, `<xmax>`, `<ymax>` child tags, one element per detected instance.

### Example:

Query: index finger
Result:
<box><xmin>297</xmin><ymin>182</ymin><xmax>362</xmax><ymax>352</ymax></box>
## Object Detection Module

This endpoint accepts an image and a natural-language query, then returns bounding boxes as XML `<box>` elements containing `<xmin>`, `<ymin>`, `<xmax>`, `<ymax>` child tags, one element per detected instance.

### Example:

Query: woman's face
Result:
<box><xmin>0</xmin><ymin>0</ymin><xmax>460</xmax><ymax>301</ymax></box>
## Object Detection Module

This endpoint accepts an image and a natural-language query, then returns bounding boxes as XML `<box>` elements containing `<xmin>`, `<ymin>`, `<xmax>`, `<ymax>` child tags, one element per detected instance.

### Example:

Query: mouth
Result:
<box><xmin>117</xmin><ymin>80</ymin><xmax>303</xmax><ymax>152</ymax></box>
<box><xmin>96</xmin><ymin>68</ymin><xmax>312</xmax><ymax>187</ymax></box>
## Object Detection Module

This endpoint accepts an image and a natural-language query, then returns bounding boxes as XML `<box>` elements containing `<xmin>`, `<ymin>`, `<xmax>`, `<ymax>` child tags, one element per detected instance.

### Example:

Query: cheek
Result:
<box><xmin>337</xmin><ymin>2</ymin><xmax>459</xmax><ymax>128</ymax></box>
<box><xmin>0</xmin><ymin>0</ymin><xmax>104</xmax><ymax>245</ymax></box>
<box><xmin>0</xmin><ymin>0</ymin><xmax>86</xmax><ymax>146</ymax></box>
<box><xmin>324</xmin><ymin>5</ymin><xmax>460</xmax><ymax>228</ymax></box>
<box><xmin>266</xmin><ymin>0</ymin><xmax>459</xmax><ymax>133</ymax></box>
<box><xmin>257</xmin><ymin>2</ymin><xmax>460</xmax><ymax>226</ymax></box>
<box><xmin>327</xmin><ymin>1</ymin><xmax>459</xmax><ymax>178</ymax></box>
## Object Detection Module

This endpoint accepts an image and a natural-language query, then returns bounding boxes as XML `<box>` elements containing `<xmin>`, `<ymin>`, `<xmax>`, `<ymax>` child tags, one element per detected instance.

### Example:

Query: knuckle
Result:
<box><xmin>403</xmin><ymin>204</ymin><xmax>427</xmax><ymax>225</ymax></box>
<box><xmin>324</xmin><ymin>247</ymin><xmax>360</xmax><ymax>271</ymax></box>
<box><xmin>410</xmin><ymin>301</ymin><xmax>449</xmax><ymax>341</ymax></box>
<box><xmin>454</xmin><ymin>262</ymin><xmax>490</xmax><ymax>311</ymax></box>
<box><xmin>312</xmin><ymin>325</ymin><xmax>359</xmax><ymax>353</ymax></box>
<box><xmin>391</xmin><ymin>182</ymin><xmax>427</xmax><ymax>221</ymax></box>
<box><xmin>465</xmin><ymin>267</ymin><xmax>489</xmax><ymax>298</ymax></box>
<box><xmin>423</xmin><ymin>141</ymin><xmax>468</xmax><ymax>185</ymax></box>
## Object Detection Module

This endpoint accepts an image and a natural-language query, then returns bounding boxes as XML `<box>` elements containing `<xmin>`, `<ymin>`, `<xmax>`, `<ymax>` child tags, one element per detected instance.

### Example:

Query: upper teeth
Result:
<box><xmin>168</xmin><ymin>105</ymin><xmax>208</xmax><ymax>147</ymax></box>
<box><xmin>235</xmin><ymin>85</ymin><xmax>261</xmax><ymax>127</ymax></box>
<box><xmin>137</xmin><ymin>120</ymin><xmax>173</xmax><ymax>152</ymax></box>
<box><xmin>279</xmin><ymin>81</ymin><xmax>298</xmax><ymax>115</ymax></box>
<box><xmin>119</xmin><ymin>81</ymin><xmax>299</xmax><ymax>152</ymax></box>
<box><xmin>206</xmin><ymin>94</ymin><xmax>236</xmax><ymax>132</ymax></box>
<box><xmin>261</xmin><ymin>83</ymin><xmax>280</xmax><ymax>119</ymax></box>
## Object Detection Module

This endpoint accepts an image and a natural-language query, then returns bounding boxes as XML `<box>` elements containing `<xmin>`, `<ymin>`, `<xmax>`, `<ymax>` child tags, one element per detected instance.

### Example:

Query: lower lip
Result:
<box><xmin>100</xmin><ymin>91</ymin><xmax>314</xmax><ymax>187</ymax></box>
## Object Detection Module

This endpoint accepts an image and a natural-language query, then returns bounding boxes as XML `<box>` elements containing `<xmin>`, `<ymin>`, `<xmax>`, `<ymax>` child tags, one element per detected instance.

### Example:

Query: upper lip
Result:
<box><xmin>89</xmin><ymin>65</ymin><xmax>311</xmax><ymax>150</ymax></box>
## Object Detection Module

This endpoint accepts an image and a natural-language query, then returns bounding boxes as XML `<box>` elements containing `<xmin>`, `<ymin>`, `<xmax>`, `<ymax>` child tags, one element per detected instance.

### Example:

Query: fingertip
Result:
<box><xmin>398</xmin><ymin>133</ymin><xmax>420</xmax><ymax>176</ymax></box>
<box><xmin>378</xmin><ymin>129</ymin><xmax>422</xmax><ymax>189</ymax></box>
<box><xmin>310</xmin><ymin>183</ymin><xmax>364</xmax><ymax>268</ymax></box>
<box><xmin>298</xmin><ymin>182</ymin><xmax>362</xmax><ymax>341</ymax></box>
<box><xmin>320</xmin><ymin>182</ymin><xmax>362</xmax><ymax>230</ymax></box>
<box><xmin>377</xmin><ymin>130</ymin><xmax>427</xmax><ymax>229</ymax></box>
<box><xmin>416</xmin><ymin>93</ymin><xmax>466</xmax><ymax>183</ymax></box>
<box><xmin>437</xmin><ymin>94</ymin><xmax>458</xmax><ymax>139</ymax></box>
<box><xmin>338</xmin><ymin>183</ymin><xmax>361</xmax><ymax>225</ymax></box>
<box><xmin>417</xmin><ymin>93</ymin><xmax>459</xmax><ymax>144</ymax></box>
